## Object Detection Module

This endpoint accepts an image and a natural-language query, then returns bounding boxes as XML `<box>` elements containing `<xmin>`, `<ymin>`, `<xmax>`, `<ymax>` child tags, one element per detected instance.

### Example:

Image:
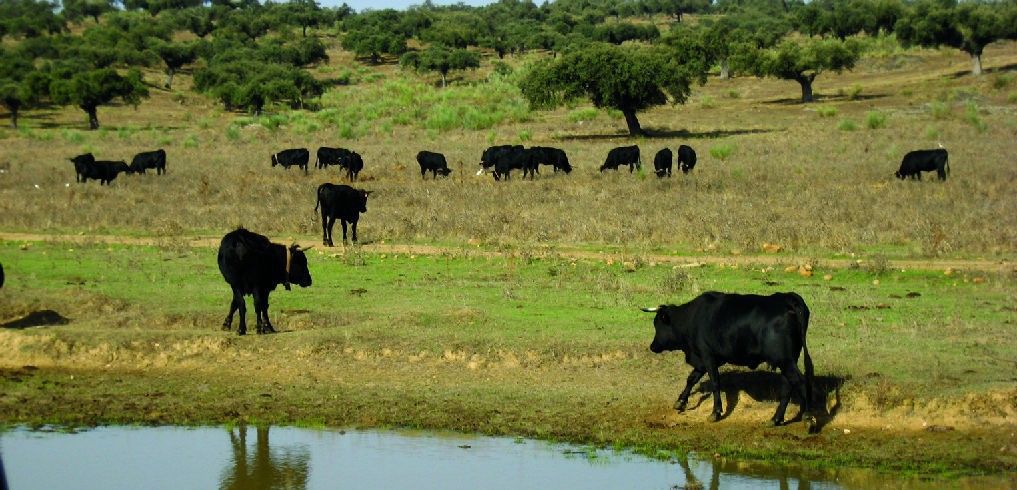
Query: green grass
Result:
<box><xmin>0</xmin><ymin>240</ymin><xmax>1014</xmax><ymax>478</ymax></box>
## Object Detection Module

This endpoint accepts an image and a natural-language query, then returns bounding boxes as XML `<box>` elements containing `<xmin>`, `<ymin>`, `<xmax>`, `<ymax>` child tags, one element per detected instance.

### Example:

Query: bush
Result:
<box><xmin>839</xmin><ymin>84</ymin><xmax>863</xmax><ymax>100</ymax></box>
<box><xmin>924</xmin><ymin>126</ymin><xmax>940</xmax><ymax>140</ymax></box>
<box><xmin>816</xmin><ymin>105</ymin><xmax>838</xmax><ymax>118</ymax></box>
<box><xmin>709</xmin><ymin>143</ymin><xmax>734</xmax><ymax>161</ymax></box>
<box><xmin>927</xmin><ymin>101</ymin><xmax>950</xmax><ymax>120</ymax></box>
<box><xmin>865</xmin><ymin>111</ymin><xmax>887</xmax><ymax>129</ymax></box>
<box><xmin>183</xmin><ymin>134</ymin><xmax>199</xmax><ymax>148</ymax></box>
<box><xmin>838</xmin><ymin>119</ymin><xmax>858</xmax><ymax>131</ymax></box>
<box><xmin>964</xmin><ymin>102</ymin><xmax>987</xmax><ymax>133</ymax></box>
<box><xmin>991</xmin><ymin>73</ymin><xmax>1013</xmax><ymax>90</ymax></box>
<box><xmin>225</xmin><ymin>125</ymin><xmax>241</xmax><ymax>141</ymax></box>
<box><xmin>726</xmin><ymin>90</ymin><xmax>740</xmax><ymax>99</ymax></box>
<box><xmin>1009</xmin><ymin>92</ymin><xmax>1017</xmax><ymax>103</ymax></box>
<box><xmin>62</xmin><ymin>130</ymin><xmax>86</xmax><ymax>144</ymax></box>
<box><xmin>518</xmin><ymin>130</ymin><xmax>532</xmax><ymax>142</ymax></box>
<box><xmin>568</xmin><ymin>107</ymin><xmax>600</xmax><ymax>123</ymax></box>
<box><xmin>700</xmin><ymin>96</ymin><xmax>716</xmax><ymax>109</ymax></box>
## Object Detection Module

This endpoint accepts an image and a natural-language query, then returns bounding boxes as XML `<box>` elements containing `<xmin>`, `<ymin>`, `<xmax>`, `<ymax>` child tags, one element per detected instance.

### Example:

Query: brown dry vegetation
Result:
<box><xmin>0</xmin><ymin>42</ymin><xmax>1015</xmax><ymax>259</ymax></box>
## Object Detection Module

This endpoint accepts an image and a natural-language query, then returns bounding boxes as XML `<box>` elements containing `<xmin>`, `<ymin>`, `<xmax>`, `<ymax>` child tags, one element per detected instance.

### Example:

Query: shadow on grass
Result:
<box><xmin>686</xmin><ymin>370</ymin><xmax>844</xmax><ymax>431</ymax></box>
<box><xmin>946</xmin><ymin>62</ymin><xmax>1017</xmax><ymax>79</ymax></box>
<box><xmin>554</xmin><ymin>127</ymin><xmax>781</xmax><ymax>141</ymax></box>
<box><xmin>1</xmin><ymin>310</ymin><xmax>70</xmax><ymax>329</ymax></box>
<box><xmin>764</xmin><ymin>93</ymin><xmax>888</xmax><ymax>105</ymax></box>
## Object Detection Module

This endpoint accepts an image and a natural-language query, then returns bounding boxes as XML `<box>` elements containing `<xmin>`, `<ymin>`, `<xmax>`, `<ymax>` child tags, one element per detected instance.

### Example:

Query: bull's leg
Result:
<box><xmin>707</xmin><ymin>366</ymin><xmax>723</xmax><ymax>422</ymax></box>
<box><xmin>223</xmin><ymin>289</ymin><xmax>243</xmax><ymax>331</ymax></box>
<box><xmin>773</xmin><ymin>363</ymin><xmax>809</xmax><ymax>426</ymax></box>
<box><xmin>341</xmin><ymin>220</ymin><xmax>349</xmax><ymax>245</ymax></box>
<box><xmin>675</xmin><ymin>368</ymin><xmax>705</xmax><ymax>412</ymax></box>
<box><xmin>350</xmin><ymin>220</ymin><xmax>358</xmax><ymax>244</ymax></box>
<box><xmin>233</xmin><ymin>289</ymin><xmax>249</xmax><ymax>336</ymax></box>
<box><xmin>257</xmin><ymin>290</ymin><xmax>275</xmax><ymax>334</ymax></box>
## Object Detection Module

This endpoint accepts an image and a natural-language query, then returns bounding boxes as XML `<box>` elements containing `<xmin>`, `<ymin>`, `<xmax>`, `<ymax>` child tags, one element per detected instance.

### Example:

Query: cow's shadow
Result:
<box><xmin>1</xmin><ymin>310</ymin><xmax>70</xmax><ymax>329</ymax></box>
<box><xmin>684</xmin><ymin>370</ymin><xmax>844</xmax><ymax>430</ymax></box>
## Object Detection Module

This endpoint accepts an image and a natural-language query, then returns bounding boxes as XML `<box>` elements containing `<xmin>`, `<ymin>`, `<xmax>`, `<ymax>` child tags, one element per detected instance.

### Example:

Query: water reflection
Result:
<box><xmin>220</xmin><ymin>426</ymin><xmax>309</xmax><ymax>490</ymax></box>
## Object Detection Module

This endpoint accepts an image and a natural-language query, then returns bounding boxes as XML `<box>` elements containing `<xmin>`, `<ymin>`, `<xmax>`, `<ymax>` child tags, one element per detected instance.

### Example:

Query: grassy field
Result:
<box><xmin>1</xmin><ymin>33</ymin><xmax>1016</xmax><ymax>481</ymax></box>
<box><xmin>0</xmin><ymin>240</ymin><xmax>1015</xmax><ymax>481</ymax></box>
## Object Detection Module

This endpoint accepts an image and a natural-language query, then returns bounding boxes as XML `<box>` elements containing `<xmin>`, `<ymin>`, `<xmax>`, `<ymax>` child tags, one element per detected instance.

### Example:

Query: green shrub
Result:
<box><xmin>838</xmin><ymin>119</ymin><xmax>858</xmax><ymax>131</ymax></box>
<box><xmin>568</xmin><ymin>107</ymin><xmax>600</xmax><ymax>123</ymax></box>
<box><xmin>700</xmin><ymin>96</ymin><xmax>716</xmax><ymax>109</ymax></box>
<box><xmin>991</xmin><ymin>73</ymin><xmax>1013</xmax><ymax>90</ymax></box>
<box><xmin>726</xmin><ymin>90</ymin><xmax>740</xmax><ymax>99</ymax></box>
<box><xmin>927</xmin><ymin>101</ymin><xmax>950</xmax><ymax>120</ymax></box>
<box><xmin>62</xmin><ymin>129</ymin><xmax>86</xmax><ymax>144</ymax></box>
<box><xmin>157</xmin><ymin>135</ymin><xmax>173</xmax><ymax>146</ymax></box>
<box><xmin>816</xmin><ymin>105</ymin><xmax>838</xmax><ymax>118</ymax></box>
<box><xmin>924</xmin><ymin>126</ymin><xmax>940</xmax><ymax>140</ymax></box>
<box><xmin>846</xmin><ymin>84</ymin><xmax>863</xmax><ymax>100</ymax></box>
<box><xmin>865</xmin><ymin>111</ymin><xmax>887</xmax><ymax>129</ymax></box>
<box><xmin>709</xmin><ymin>143</ymin><xmax>734</xmax><ymax>161</ymax></box>
<box><xmin>339</xmin><ymin>122</ymin><xmax>357</xmax><ymax>139</ymax></box>
<box><xmin>518</xmin><ymin>129</ymin><xmax>532</xmax><ymax>142</ymax></box>
<box><xmin>225</xmin><ymin>125</ymin><xmax>241</xmax><ymax>141</ymax></box>
<box><xmin>964</xmin><ymin>102</ymin><xmax>987</xmax><ymax>133</ymax></box>
<box><xmin>183</xmin><ymin>134</ymin><xmax>199</xmax><ymax>148</ymax></box>
<box><xmin>1008</xmin><ymin>92</ymin><xmax>1017</xmax><ymax>104</ymax></box>
<box><xmin>117</xmin><ymin>126</ymin><xmax>138</xmax><ymax>140</ymax></box>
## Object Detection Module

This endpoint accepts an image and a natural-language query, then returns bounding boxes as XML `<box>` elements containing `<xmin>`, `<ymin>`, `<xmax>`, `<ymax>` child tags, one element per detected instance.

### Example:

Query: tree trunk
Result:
<box><xmin>621</xmin><ymin>108</ymin><xmax>645</xmax><ymax>136</ymax></box>
<box><xmin>971</xmin><ymin>53</ymin><xmax>982</xmax><ymax>76</ymax></box>
<box><xmin>440</xmin><ymin>72</ymin><xmax>447</xmax><ymax>88</ymax></box>
<box><xmin>719</xmin><ymin>59</ymin><xmax>730</xmax><ymax>80</ymax></box>
<box><xmin>302</xmin><ymin>25</ymin><xmax>307</xmax><ymax>37</ymax></box>
<box><xmin>796</xmin><ymin>75</ymin><xmax>815</xmax><ymax>103</ymax></box>
<box><xmin>9</xmin><ymin>107</ymin><xmax>18</xmax><ymax>129</ymax></box>
<box><xmin>84</xmin><ymin>105</ymin><xmax>99</xmax><ymax>130</ymax></box>
<box><xmin>165</xmin><ymin>67</ymin><xmax>175</xmax><ymax>89</ymax></box>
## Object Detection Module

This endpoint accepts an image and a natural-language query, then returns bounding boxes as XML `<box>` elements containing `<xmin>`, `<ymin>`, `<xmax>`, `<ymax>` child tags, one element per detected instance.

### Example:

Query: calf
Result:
<box><xmin>217</xmin><ymin>228</ymin><xmax>312</xmax><ymax>335</ymax></box>
<box><xmin>315</xmin><ymin>183</ymin><xmax>370</xmax><ymax>246</ymax></box>
<box><xmin>69</xmin><ymin>153</ymin><xmax>95</xmax><ymax>183</ymax></box>
<box><xmin>600</xmin><ymin>145</ymin><xmax>641</xmax><ymax>172</ymax></box>
<box><xmin>643</xmin><ymin>291</ymin><xmax>815</xmax><ymax>428</ymax></box>
<box><xmin>895</xmin><ymin>149</ymin><xmax>949</xmax><ymax>181</ymax></box>
<box><xmin>417</xmin><ymin>150</ymin><xmax>452</xmax><ymax>179</ymax></box>
<box><xmin>271</xmin><ymin>148</ymin><xmax>309</xmax><ymax>173</ymax></box>
<box><xmin>677</xmin><ymin>144</ymin><xmax>697</xmax><ymax>174</ymax></box>
<box><xmin>130</xmin><ymin>149</ymin><xmax>167</xmax><ymax>175</ymax></box>
<box><xmin>653</xmin><ymin>148</ymin><xmax>672</xmax><ymax>177</ymax></box>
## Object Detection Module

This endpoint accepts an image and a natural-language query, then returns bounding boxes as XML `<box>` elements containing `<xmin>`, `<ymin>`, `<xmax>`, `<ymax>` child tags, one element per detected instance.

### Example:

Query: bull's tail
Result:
<box><xmin>791</xmin><ymin>293</ymin><xmax>814</xmax><ymax>414</ymax></box>
<box><xmin>314</xmin><ymin>183</ymin><xmax>326</xmax><ymax>212</ymax></box>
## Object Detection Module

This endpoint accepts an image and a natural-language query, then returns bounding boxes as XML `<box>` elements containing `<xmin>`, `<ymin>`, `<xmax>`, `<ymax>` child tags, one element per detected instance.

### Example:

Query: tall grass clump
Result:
<box><xmin>816</xmin><ymin>106</ymin><xmax>838</xmax><ymax>118</ymax></box>
<box><xmin>927</xmin><ymin>101</ymin><xmax>951</xmax><ymax>120</ymax></box>
<box><xmin>61</xmin><ymin>129</ymin><xmax>86</xmax><ymax>144</ymax></box>
<box><xmin>709</xmin><ymin>143</ymin><xmax>734</xmax><ymax>161</ymax></box>
<box><xmin>225</xmin><ymin>124</ymin><xmax>242</xmax><ymax>141</ymax></box>
<box><xmin>838</xmin><ymin>119</ymin><xmax>858</xmax><ymax>131</ymax></box>
<box><xmin>700</xmin><ymin>96</ymin><xmax>716</xmax><ymax>109</ymax></box>
<box><xmin>924</xmin><ymin>126</ymin><xmax>940</xmax><ymax>140</ymax></box>
<box><xmin>1008</xmin><ymin>92</ymin><xmax>1017</xmax><ymax>103</ymax></box>
<box><xmin>865</xmin><ymin>110</ymin><xmax>887</xmax><ymax>129</ymax></box>
<box><xmin>518</xmin><ymin>130</ymin><xmax>532</xmax><ymax>142</ymax></box>
<box><xmin>991</xmin><ymin>73</ymin><xmax>1013</xmax><ymax>91</ymax></box>
<box><xmin>568</xmin><ymin>108</ymin><xmax>599</xmax><ymax>123</ymax></box>
<box><xmin>964</xmin><ymin>102</ymin><xmax>987</xmax><ymax>133</ymax></box>
<box><xmin>183</xmin><ymin>134</ymin><xmax>199</xmax><ymax>148</ymax></box>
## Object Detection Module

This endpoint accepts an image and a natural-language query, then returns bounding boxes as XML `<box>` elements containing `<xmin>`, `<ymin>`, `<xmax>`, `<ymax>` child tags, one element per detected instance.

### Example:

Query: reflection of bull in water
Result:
<box><xmin>220</xmin><ymin>426</ymin><xmax>310</xmax><ymax>490</ymax></box>
<box><xmin>677</xmin><ymin>455</ymin><xmax>830</xmax><ymax>490</ymax></box>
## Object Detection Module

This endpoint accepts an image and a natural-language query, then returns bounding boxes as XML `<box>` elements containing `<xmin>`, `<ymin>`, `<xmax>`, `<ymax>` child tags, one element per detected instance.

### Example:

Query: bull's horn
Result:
<box><xmin>640</xmin><ymin>307</ymin><xmax>659</xmax><ymax>312</ymax></box>
<box><xmin>301</xmin><ymin>245</ymin><xmax>314</xmax><ymax>251</ymax></box>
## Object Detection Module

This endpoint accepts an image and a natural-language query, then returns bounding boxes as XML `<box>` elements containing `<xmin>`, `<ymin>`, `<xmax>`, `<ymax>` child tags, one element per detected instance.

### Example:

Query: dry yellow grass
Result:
<box><xmin>1</xmin><ymin>41</ymin><xmax>1015</xmax><ymax>259</ymax></box>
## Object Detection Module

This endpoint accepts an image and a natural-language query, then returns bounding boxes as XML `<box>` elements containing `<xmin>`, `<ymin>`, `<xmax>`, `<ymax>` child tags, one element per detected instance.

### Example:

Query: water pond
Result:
<box><xmin>0</xmin><ymin>426</ymin><xmax>987</xmax><ymax>489</ymax></box>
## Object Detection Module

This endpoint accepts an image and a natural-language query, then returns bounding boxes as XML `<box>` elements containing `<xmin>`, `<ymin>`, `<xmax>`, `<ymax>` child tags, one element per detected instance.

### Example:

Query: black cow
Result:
<box><xmin>417</xmin><ymin>150</ymin><xmax>452</xmax><ymax>179</ymax></box>
<box><xmin>315</xmin><ymin>183</ymin><xmax>370</xmax><ymax>246</ymax></box>
<box><xmin>600</xmin><ymin>145</ymin><xmax>641</xmax><ymax>172</ymax></box>
<box><xmin>341</xmin><ymin>151</ymin><xmax>364</xmax><ymax>181</ymax></box>
<box><xmin>130</xmin><ymin>149</ymin><xmax>167</xmax><ymax>175</ymax></box>
<box><xmin>530</xmin><ymin>146</ymin><xmax>573</xmax><ymax>174</ymax></box>
<box><xmin>643</xmin><ymin>291</ymin><xmax>815</xmax><ymax>428</ymax></box>
<box><xmin>677</xmin><ymin>145</ymin><xmax>697</xmax><ymax>174</ymax></box>
<box><xmin>653</xmin><ymin>148</ymin><xmax>672</xmax><ymax>177</ymax></box>
<box><xmin>69</xmin><ymin>153</ymin><xmax>95</xmax><ymax>183</ymax></box>
<box><xmin>479</xmin><ymin>145</ymin><xmax>523</xmax><ymax>174</ymax></box>
<box><xmin>271</xmin><ymin>148</ymin><xmax>309</xmax><ymax>173</ymax></box>
<box><xmin>81</xmin><ymin>160</ymin><xmax>132</xmax><ymax>185</ymax></box>
<box><xmin>895</xmin><ymin>149</ymin><xmax>949</xmax><ymax>181</ymax></box>
<box><xmin>217</xmin><ymin>228</ymin><xmax>312</xmax><ymax>335</ymax></box>
<box><xmin>493</xmin><ymin>148</ymin><xmax>537</xmax><ymax>180</ymax></box>
<box><xmin>0</xmin><ymin>261</ymin><xmax>4</xmax><ymax>289</ymax></box>
<box><xmin>315</xmin><ymin>146</ymin><xmax>353</xmax><ymax>170</ymax></box>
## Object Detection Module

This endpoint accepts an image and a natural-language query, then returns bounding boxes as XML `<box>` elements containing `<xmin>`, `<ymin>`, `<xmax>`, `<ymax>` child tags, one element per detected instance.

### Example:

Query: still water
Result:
<box><xmin>0</xmin><ymin>425</ymin><xmax>963</xmax><ymax>490</ymax></box>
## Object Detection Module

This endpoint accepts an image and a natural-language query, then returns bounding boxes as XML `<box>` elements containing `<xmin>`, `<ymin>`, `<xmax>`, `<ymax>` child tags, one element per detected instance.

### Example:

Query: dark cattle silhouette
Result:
<box><xmin>677</xmin><ymin>145</ymin><xmax>697</xmax><ymax>174</ymax></box>
<box><xmin>493</xmin><ymin>148</ymin><xmax>537</xmax><ymax>180</ymax></box>
<box><xmin>81</xmin><ymin>160</ymin><xmax>132</xmax><ymax>185</ymax></box>
<box><xmin>643</xmin><ymin>291</ymin><xmax>815</xmax><ymax>429</ymax></box>
<box><xmin>315</xmin><ymin>183</ymin><xmax>370</xmax><ymax>246</ymax></box>
<box><xmin>0</xmin><ymin>261</ymin><xmax>4</xmax><ymax>289</ymax></box>
<box><xmin>479</xmin><ymin>145</ymin><xmax>523</xmax><ymax>174</ymax></box>
<box><xmin>130</xmin><ymin>149</ymin><xmax>167</xmax><ymax>175</ymax></box>
<box><xmin>271</xmin><ymin>148</ymin><xmax>309</xmax><ymax>173</ymax></box>
<box><xmin>315</xmin><ymin>146</ymin><xmax>353</xmax><ymax>169</ymax></box>
<box><xmin>600</xmin><ymin>145</ymin><xmax>641</xmax><ymax>172</ymax></box>
<box><xmin>653</xmin><ymin>148</ymin><xmax>672</xmax><ymax>177</ymax></box>
<box><xmin>69</xmin><ymin>153</ymin><xmax>95</xmax><ymax>182</ymax></box>
<box><xmin>529</xmin><ymin>146</ymin><xmax>572</xmax><ymax>174</ymax></box>
<box><xmin>895</xmin><ymin>149</ymin><xmax>949</xmax><ymax>181</ymax></box>
<box><xmin>341</xmin><ymin>151</ymin><xmax>364</xmax><ymax>181</ymax></box>
<box><xmin>416</xmin><ymin>151</ymin><xmax>452</xmax><ymax>179</ymax></box>
<box><xmin>217</xmin><ymin>228</ymin><xmax>312</xmax><ymax>335</ymax></box>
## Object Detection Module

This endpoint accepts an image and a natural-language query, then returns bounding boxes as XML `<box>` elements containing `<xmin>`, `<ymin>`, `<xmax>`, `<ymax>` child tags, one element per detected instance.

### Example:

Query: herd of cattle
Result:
<box><xmin>48</xmin><ymin>142</ymin><xmax>954</xmax><ymax>429</ymax></box>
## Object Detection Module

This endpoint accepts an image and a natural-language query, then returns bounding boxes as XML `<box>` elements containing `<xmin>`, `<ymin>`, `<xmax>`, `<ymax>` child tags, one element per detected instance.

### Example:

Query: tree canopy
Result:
<box><xmin>400</xmin><ymin>45</ymin><xmax>480</xmax><ymax>87</ymax></box>
<box><xmin>519</xmin><ymin>41</ymin><xmax>708</xmax><ymax>135</ymax></box>
<box><xmin>733</xmin><ymin>36</ymin><xmax>861</xmax><ymax>102</ymax></box>
<box><xmin>895</xmin><ymin>0</ymin><xmax>1017</xmax><ymax>75</ymax></box>
<box><xmin>46</xmin><ymin>63</ymin><xmax>150</xmax><ymax>129</ymax></box>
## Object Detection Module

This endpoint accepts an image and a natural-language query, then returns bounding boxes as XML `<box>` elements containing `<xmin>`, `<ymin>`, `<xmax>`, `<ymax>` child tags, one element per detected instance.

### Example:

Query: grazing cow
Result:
<box><xmin>479</xmin><ymin>145</ymin><xmax>524</xmax><ymax>174</ymax></box>
<box><xmin>642</xmin><ymin>291</ymin><xmax>815</xmax><ymax>429</ymax></box>
<box><xmin>0</xmin><ymin>261</ymin><xmax>4</xmax><ymax>289</ymax></box>
<box><xmin>341</xmin><ymin>151</ymin><xmax>364</xmax><ymax>181</ymax></box>
<box><xmin>315</xmin><ymin>183</ymin><xmax>370</xmax><ymax>246</ymax></box>
<box><xmin>677</xmin><ymin>145</ymin><xmax>697</xmax><ymax>174</ymax></box>
<box><xmin>600</xmin><ymin>145</ymin><xmax>641</xmax><ymax>172</ymax></box>
<box><xmin>217</xmin><ymin>228</ymin><xmax>312</xmax><ymax>335</ymax></box>
<box><xmin>130</xmin><ymin>149</ymin><xmax>167</xmax><ymax>175</ymax></box>
<box><xmin>69</xmin><ymin>153</ymin><xmax>95</xmax><ymax>183</ymax></box>
<box><xmin>492</xmin><ymin>147</ymin><xmax>538</xmax><ymax>180</ymax></box>
<box><xmin>80</xmin><ymin>160</ymin><xmax>132</xmax><ymax>185</ymax></box>
<box><xmin>315</xmin><ymin>146</ymin><xmax>353</xmax><ymax>169</ymax></box>
<box><xmin>417</xmin><ymin>150</ymin><xmax>452</xmax><ymax>179</ymax></box>
<box><xmin>530</xmin><ymin>146</ymin><xmax>573</xmax><ymax>174</ymax></box>
<box><xmin>653</xmin><ymin>148</ymin><xmax>672</xmax><ymax>177</ymax></box>
<box><xmin>895</xmin><ymin>149</ymin><xmax>949</xmax><ymax>181</ymax></box>
<box><xmin>271</xmin><ymin>148</ymin><xmax>309</xmax><ymax>173</ymax></box>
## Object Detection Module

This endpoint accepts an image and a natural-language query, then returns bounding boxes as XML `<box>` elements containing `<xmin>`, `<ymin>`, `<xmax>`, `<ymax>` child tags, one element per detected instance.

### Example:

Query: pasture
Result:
<box><xmin>1</xmin><ymin>38</ymin><xmax>1016</xmax><ymax>480</ymax></box>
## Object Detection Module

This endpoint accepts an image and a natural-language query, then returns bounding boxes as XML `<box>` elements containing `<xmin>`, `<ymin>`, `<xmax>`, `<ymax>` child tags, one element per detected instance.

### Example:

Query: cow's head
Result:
<box><xmin>271</xmin><ymin>154</ymin><xmax>278</xmax><ymax>167</ymax></box>
<box><xmin>355</xmin><ymin>189</ymin><xmax>371</xmax><ymax>213</ymax></box>
<box><xmin>438</xmin><ymin>168</ymin><xmax>452</xmax><ymax>176</ymax></box>
<box><xmin>285</xmin><ymin>244</ymin><xmax>313</xmax><ymax>289</ymax></box>
<box><xmin>642</xmin><ymin>305</ymin><xmax>685</xmax><ymax>353</ymax></box>
<box><xmin>70</xmin><ymin>153</ymin><xmax>94</xmax><ymax>166</ymax></box>
<box><xmin>894</xmin><ymin>170</ymin><xmax>904</xmax><ymax>179</ymax></box>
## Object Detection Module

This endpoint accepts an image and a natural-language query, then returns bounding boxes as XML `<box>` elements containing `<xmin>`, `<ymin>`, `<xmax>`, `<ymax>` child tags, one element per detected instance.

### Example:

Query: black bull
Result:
<box><xmin>643</xmin><ymin>291</ymin><xmax>815</xmax><ymax>430</ymax></box>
